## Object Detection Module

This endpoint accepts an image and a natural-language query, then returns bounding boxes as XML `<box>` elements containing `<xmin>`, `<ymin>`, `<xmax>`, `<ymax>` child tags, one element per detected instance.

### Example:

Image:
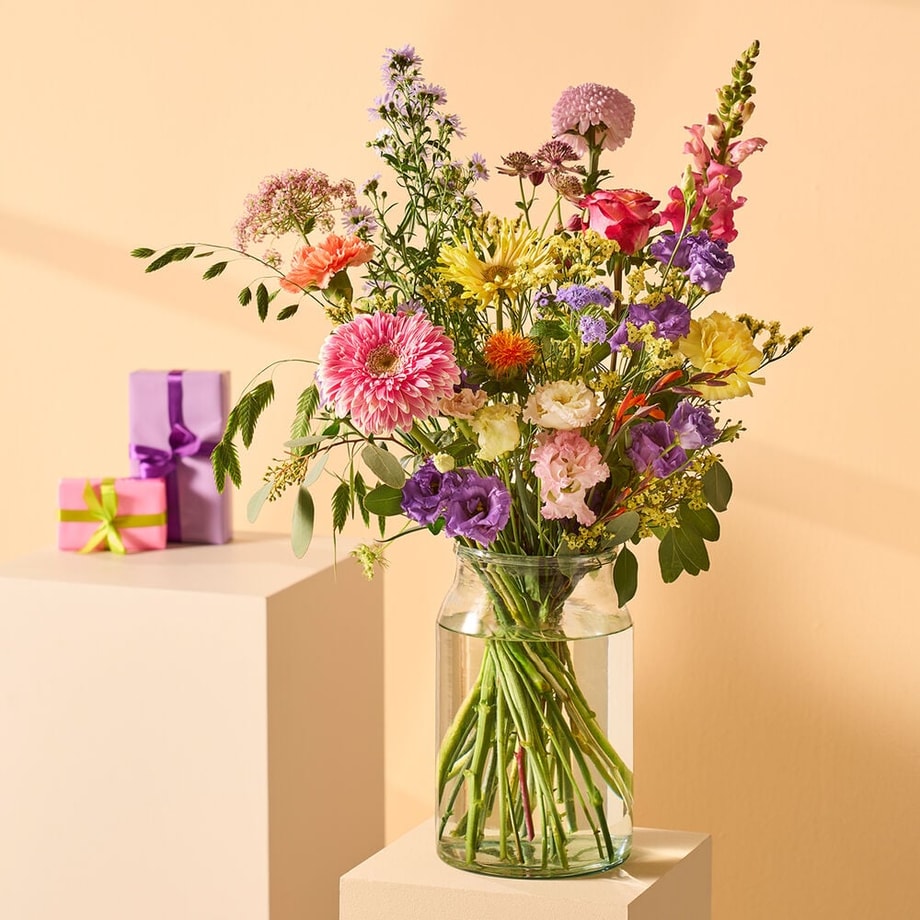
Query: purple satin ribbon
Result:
<box><xmin>130</xmin><ymin>370</ymin><xmax>217</xmax><ymax>542</ymax></box>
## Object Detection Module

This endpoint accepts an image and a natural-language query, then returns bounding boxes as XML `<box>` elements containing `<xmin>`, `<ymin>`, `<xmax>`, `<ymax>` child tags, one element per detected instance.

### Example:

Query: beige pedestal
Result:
<box><xmin>340</xmin><ymin>820</ymin><xmax>711</xmax><ymax>920</ymax></box>
<box><xmin>0</xmin><ymin>534</ymin><xmax>383</xmax><ymax>920</ymax></box>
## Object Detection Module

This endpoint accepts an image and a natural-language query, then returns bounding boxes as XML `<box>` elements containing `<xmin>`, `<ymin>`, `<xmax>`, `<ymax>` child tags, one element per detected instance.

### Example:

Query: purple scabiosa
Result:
<box><xmin>554</xmin><ymin>284</ymin><xmax>615</xmax><ymax>311</ymax></box>
<box><xmin>551</xmin><ymin>83</ymin><xmax>635</xmax><ymax>156</ymax></box>
<box><xmin>442</xmin><ymin>471</ymin><xmax>511</xmax><ymax>546</ymax></box>
<box><xmin>401</xmin><ymin>459</ymin><xmax>459</xmax><ymax>525</ymax></box>
<box><xmin>670</xmin><ymin>401</ymin><xmax>719</xmax><ymax>449</ymax></box>
<box><xmin>579</xmin><ymin>315</ymin><xmax>608</xmax><ymax>345</ymax></box>
<box><xmin>627</xmin><ymin>421</ymin><xmax>687</xmax><ymax>478</ymax></box>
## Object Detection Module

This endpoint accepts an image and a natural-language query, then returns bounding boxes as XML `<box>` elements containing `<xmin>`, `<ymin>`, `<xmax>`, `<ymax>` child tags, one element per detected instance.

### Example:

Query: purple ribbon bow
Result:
<box><xmin>129</xmin><ymin>370</ymin><xmax>217</xmax><ymax>542</ymax></box>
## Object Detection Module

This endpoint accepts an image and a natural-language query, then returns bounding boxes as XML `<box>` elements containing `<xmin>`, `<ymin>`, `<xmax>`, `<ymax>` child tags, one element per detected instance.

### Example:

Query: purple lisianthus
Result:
<box><xmin>401</xmin><ymin>460</ymin><xmax>460</xmax><ymax>525</ymax></box>
<box><xmin>670</xmin><ymin>401</ymin><xmax>718</xmax><ymax>449</ymax></box>
<box><xmin>650</xmin><ymin>231</ymin><xmax>692</xmax><ymax>269</ymax></box>
<box><xmin>442</xmin><ymin>472</ymin><xmax>511</xmax><ymax>546</ymax></box>
<box><xmin>555</xmin><ymin>284</ymin><xmax>615</xmax><ymax>311</ymax></box>
<box><xmin>627</xmin><ymin>421</ymin><xmax>688</xmax><ymax>478</ymax></box>
<box><xmin>685</xmin><ymin>231</ymin><xmax>735</xmax><ymax>293</ymax></box>
<box><xmin>609</xmin><ymin>296</ymin><xmax>690</xmax><ymax>349</ymax></box>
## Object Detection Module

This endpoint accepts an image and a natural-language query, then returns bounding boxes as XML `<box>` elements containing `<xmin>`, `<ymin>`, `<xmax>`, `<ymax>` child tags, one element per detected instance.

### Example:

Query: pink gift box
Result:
<box><xmin>58</xmin><ymin>477</ymin><xmax>168</xmax><ymax>553</ymax></box>
<box><xmin>128</xmin><ymin>370</ymin><xmax>232</xmax><ymax>545</ymax></box>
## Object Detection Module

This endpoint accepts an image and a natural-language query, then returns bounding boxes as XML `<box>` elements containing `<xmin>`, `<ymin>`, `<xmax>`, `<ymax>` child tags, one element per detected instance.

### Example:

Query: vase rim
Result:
<box><xmin>455</xmin><ymin>543</ymin><xmax>617</xmax><ymax>569</ymax></box>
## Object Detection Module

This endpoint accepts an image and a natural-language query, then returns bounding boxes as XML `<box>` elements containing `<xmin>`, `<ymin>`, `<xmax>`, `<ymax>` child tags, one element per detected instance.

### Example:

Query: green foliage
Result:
<box><xmin>364</xmin><ymin>484</ymin><xmax>405</xmax><ymax>517</ymax></box>
<box><xmin>289</xmin><ymin>384</ymin><xmax>321</xmax><ymax>457</ymax></box>
<box><xmin>144</xmin><ymin>245</ymin><xmax>195</xmax><ymax>273</ymax></box>
<box><xmin>232</xmin><ymin>380</ymin><xmax>275</xmax><ymax>448</ymax></box>
<box><xmin>332</xmin><ymin>481</ymin><xmax>351</xmax><ymax>533</ymax></box>
<box><xmin>202</xmin><ymin>261</ymin><xmax>228</xmax><ymax>280</ymax></box>
<box><xmin>703</xmin><ymin>462</ymin><xmax>732</xmax><ymax>512</ymax></box>
<box><xmin>247</xmin><ymin>482</ymin><xmax>273</xmax><ymax>523</ymax></box>
<box><xmin>613</xmin><ymin>546</ymin><xmax>638</xmax><ymax>607</ymax></box>
<box><xmin>291</xmin><ymin>486</ymin><xmax>315</xmax><ymax>557</ymax></box>
<box><xmin>256</xmin><ymin>283</ymin><xmax>270</xmax><ymax>321</ymax></box>
<box><xmin>606</xmin><ymin>511</ymin><xmax>640</xmax><ymax>546</ymax></box>
<box><xmin>362</xmin><ymin>442</ymin><xmax>406</xmax><ymax>488</ymax></box>
<box><xmin>276</xmin><ymin>304</ymin><xmax>299</xmax><ymax>321</ymax></box>
<box><xmin>211</xmin><ymin>439</ymin><xmax>241</xmax><ymax>492</ymax></box>
<box><xmin>238</xmin><ymin>286</ymin><xmax>252</xmax><ymax>307</ymax></box>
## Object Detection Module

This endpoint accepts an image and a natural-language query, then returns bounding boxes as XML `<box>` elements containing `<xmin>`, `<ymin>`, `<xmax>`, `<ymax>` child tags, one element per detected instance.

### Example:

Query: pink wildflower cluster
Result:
<box><xmin>661</xmin><ymin>117</ymin><xmax>766</xmax><ymax>242</ymax></box>
<box><xmin>529</xmin><ymin>430</ymin><xmax>610</xmax><ymax>526</ymax></box>
<box><xmin>234</xmin><ymin>168</ymin><xmax>357</xmax><ymax>253</ymax></box>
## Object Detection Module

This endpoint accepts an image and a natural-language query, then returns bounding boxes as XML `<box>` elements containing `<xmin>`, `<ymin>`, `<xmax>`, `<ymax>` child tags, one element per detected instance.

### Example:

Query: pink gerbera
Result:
<box><xmin>551</xmin><ymin>83</ymin><xmax>635</xmax><ymax>156</ymax></box>
<box><xmin>319</xmin><ymin>311</ymin><xmax>461</xmax><ymax>435</ymax></box>
<box><xmin>280</xmin><ymin>233</ymin><xmax>375</xmax><ymax>292</ymax></box>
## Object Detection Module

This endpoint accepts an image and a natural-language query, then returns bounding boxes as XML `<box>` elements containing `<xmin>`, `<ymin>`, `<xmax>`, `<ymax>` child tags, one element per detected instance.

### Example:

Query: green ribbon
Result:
<box><xmin>59</xmin><ymin>478</ymin><xmax>167</xmax><ymax>554</ymax></box>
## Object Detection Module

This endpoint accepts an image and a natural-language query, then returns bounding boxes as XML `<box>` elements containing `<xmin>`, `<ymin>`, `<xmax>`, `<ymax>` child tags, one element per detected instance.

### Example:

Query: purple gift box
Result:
<box><xmin>129</xmin><ymin>370</ymin><xmax>232</xmax><ymax>545</ymax></box>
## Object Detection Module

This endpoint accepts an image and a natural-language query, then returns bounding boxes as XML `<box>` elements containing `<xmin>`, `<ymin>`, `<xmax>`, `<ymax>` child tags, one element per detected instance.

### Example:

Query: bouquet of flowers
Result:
<box><xmin>134</xmin><ymin>40</ymin><xmax>808</xmax><ymax>877</ymax></box>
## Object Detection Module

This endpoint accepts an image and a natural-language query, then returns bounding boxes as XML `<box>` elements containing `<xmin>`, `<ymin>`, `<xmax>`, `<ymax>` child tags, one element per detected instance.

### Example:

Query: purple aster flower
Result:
<box><xmin>685</xmin><ymin>232</ymin><xmax>735</xmax><ymax>293</ymax></box>
<box><xmin>442</xmin><ymin>472</ymin><xmax>511</xmax><ymax>546</ymax></box>
<box><xmin>342</xmin><ymin>205</ymin><xmax>379</xmax><ymax>236</ymax></box>
<box><xmin>627</xmin><ymin>421</ymin><xmax>687</xmax><ymax>478</ymax></box>
<box><xmin>579</xmin><ymin>315</ymin><xmax>608</xmax><ymax>344</ymax></box>
<box><xmin>469</xmin><ymin>152</ymin><xmax>489</xmax><ymax>181</ymax></box>
<box><xmin>401</xmin><ymin>460</ymin><xmax>460</xmax><ymax>525</ymax></box>
<box><xmin>670</xmin><ymin>401</ymin><xmax>718</xmax><ymax>449</ymax></box>
<box><xmin>650</xmin><ymin>232</ymin><xmax>692</xmax><ymax>270</ymax></box>
<box><xmin>396</xmin><ymin>298</ymin><xmax>425</xmax><ymax>314</ymax></box>
<box><xmin>418</xmin><ymin>83</ymin><xmax>448</xmax><ymax>104</ymax></box>
<box><xmin>555</xmin><ymin>284</ymin><xmax>615</xmax><ymax>311</ymax></box>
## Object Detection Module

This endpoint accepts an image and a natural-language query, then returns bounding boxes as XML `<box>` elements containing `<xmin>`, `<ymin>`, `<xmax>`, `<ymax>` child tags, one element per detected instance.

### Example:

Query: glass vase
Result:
<box><xmin>436</xmin><ymin>545</ymin><xmax>633</xmax><ymax>878</ymax></box>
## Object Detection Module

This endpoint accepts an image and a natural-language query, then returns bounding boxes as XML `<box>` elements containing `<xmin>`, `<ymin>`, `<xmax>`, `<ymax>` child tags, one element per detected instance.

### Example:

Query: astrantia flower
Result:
<box><xmin>318</xmin><ymin>311</ymin><xmax>461</xmax><ymax>434</ymax></box>
<box><xmin>523</xmin><ymin>380</ymin><xmax>601</xmax><ymax>430</ymax></box>
<box><xmin>280</xmin><ymin>234</ymin><xmax>375</xmax><ymax>292</ymax></box>
<box><xmin>442</xmin><ymin>471</ymin><xmax>511</xmax><ymax>546</ymax></box>
<box><xmin>530</xmin><ymin>429</ymin><xmax>610</xmax><ymax>526</ymax></box>
<box><xmin>678</xmin><ymin>311</ymin><xmax>765</xmax><ymax>399</ymax></box>
<box><xmin>496</xmin><ymin>151</ymin><xmax>544</xmax><ymax>182</ymax></box>
<box><xmin>627</xmin><ymin>421</ymin><xmax>687</xmax><ymax>478</ymax></box>
<box><xmin>535</xmin><ymin>139</ymin><xmax>580</xmax><ymax>169</ymax></box>
<box><xmin>551</xmin><ymin>83</ymin><xmax>635</xmax><ymax>156</ymax></box>
<box><xmin>438</xmin><ymin>219</ymin><xmax>551</xmax><ymax>307</ymax></box>
<box><xmin>483</xmin><ymin>330</ymin><xmax>538</xmax><ymax>376</ymax></box>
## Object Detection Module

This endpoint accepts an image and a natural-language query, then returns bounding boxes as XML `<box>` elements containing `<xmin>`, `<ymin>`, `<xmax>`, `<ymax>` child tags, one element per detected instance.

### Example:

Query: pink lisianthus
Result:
<box><xmin>529</xmin><ymin>429</ymin><xmax>610</xmax><ymax>526</ymax></box>
<box><xmin>578</xmin><ymin>189</ymin><xmax>661</xmax><ymax>255</ymax></box>
<box><xmin>318</xmin><ymin>311</ymin><xmax>461</xmax><ymax>435</ymax></box>
<box><xmin>280</xmin><ymin>234</ymin><xmax>375</xmax><ymax>292</ymax></box>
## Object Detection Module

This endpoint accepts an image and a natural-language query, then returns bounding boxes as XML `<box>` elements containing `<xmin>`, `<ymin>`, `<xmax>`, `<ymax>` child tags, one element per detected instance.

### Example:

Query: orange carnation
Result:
<box><xmin>483</xmin><ymin>330</ymin><xmax>538</xmax><ymax>376</ymax></box>
<box><xmin>280</xmin><ymin>234</ymin><xmax>374</xmax><ymax>292</ymax></box>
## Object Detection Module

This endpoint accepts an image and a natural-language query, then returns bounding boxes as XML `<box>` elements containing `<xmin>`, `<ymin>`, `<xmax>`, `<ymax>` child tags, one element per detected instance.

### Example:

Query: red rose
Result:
<box><xmin>578</xmin><ymin>189</ymin><xmax>661</xmax><ymax>254</ymax></box>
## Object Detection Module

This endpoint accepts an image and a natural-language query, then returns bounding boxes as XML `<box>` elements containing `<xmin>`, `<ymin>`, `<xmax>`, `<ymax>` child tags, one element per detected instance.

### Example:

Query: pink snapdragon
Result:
<box><xmin>530</xmin><ymin>430</ymin><xmax>610</xmax><ymax>526</ymax></box>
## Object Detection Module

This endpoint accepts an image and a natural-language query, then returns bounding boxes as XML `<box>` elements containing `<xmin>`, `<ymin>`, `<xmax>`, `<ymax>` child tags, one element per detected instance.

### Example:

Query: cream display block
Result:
<box><xmin>340</xmin><ymin>820</ymin><xmax>711</xmax><ymax>920</ymax></box>
<box><xmin>0</xmin><ymin>534</ymin><xmax>383</xmax><ymax>920</ymax></box>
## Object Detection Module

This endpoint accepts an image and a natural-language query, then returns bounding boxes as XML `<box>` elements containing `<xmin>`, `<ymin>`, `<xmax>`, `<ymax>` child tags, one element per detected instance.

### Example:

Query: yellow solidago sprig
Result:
<box><xmin>438</xmin><ymin>217</ymin><xmax>552</xmax><ymax>309</ymax></box>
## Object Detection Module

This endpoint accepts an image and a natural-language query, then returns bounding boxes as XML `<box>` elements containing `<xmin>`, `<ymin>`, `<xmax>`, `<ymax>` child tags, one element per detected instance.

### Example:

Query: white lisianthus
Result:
<box><xmin>470</xmin><ymin>403</ymin><xmax>522</xmax><ymax>461</ymax></box>
<box><xmin>523</xmin><ymin>380</ymin><xmax>601</xmax><ymax>429</ymax></box>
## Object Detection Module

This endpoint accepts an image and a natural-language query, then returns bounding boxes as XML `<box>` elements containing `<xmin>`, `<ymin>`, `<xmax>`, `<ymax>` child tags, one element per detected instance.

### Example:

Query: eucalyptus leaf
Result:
<box><xmin>283</xmin><ymin>435</ymin><xmax>326</xmax><ymax>449</ymax></box>
<box><xmin>364</xmin><ymin>484</ymin><xmax>405</xmax><ymax>516</ymax></box>
<box><xmin>246</xmin><ymin>482</ymin><xmax>273</xmax><ymax>523</ymax></box>
<box><xmin>363</xmin><ymin>443</ymin><xmax>406</xmax><ymax>487</ymax></box>
<box><xmin>302</xmin><ymin>452</ymin><xmax>329</xmax><ymax>488</ymax></box>
<box><xmin>291</xmin><ymin>486</ymin><xmax>315</xmax><ymax>558</ymax></box>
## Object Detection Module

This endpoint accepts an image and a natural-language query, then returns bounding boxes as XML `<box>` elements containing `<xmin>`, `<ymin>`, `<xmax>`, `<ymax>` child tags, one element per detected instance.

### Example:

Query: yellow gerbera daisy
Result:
<box><xmin>438</xmin><ymin>219</ymin><xmax>551</xmax><ymax>307</ymax></box>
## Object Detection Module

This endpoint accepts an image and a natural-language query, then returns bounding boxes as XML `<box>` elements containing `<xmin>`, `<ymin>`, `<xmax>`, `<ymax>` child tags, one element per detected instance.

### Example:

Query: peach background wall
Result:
<box><xmin>1</xmin><ymin>1</ymin><xmax>917</xmax><ymax>918</ymax></box>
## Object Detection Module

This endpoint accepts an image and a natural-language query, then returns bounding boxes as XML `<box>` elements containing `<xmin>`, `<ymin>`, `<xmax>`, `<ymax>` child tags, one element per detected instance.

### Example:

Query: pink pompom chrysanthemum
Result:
<box><xmin>319</xmin><ymin>311</ymin><xmax>461</xmax><ymax>435</ymax></box>
<box><xmin>551</xmin><ymin>83</ymin><xmax>635</xmax><ymax>156</ymax></box>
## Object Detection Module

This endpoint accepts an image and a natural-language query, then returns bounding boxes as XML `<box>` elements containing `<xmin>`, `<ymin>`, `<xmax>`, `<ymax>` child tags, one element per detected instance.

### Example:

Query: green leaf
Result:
<box><xmin>238</xmin><ymin>286</ymin><xmax>252</xmax><ymax>307</ymax></box>
<box><xmin>658</xmin><ymin>529</ymin><xmax>685</xmax><ymax>584</ymax></box>
<box><xmin>202</xmin><ymin>261</ymin><xmax>228</xmax><ymax>280</ymax></box>
<box><xmin>364</xmin><ymin>484</ymin><xmax>405</xmax><ymax>516</ymax></box>
<box><xmin>284</xmin><ymin>434</ymin><xmax>326</xmax><ymax>449</ymax></box>
<box><xmin>530</xmin><ymin>319</ymin><xmax>568</xmax><ymax>341</ymax></box>
<box><xmin>246</xmin><ymin>482</ymin><xmax>273</xmax><ymax>523</ymax></box>
<box><xmin>703</xmin><ymin>461</ymin><xmax>732</xmax><ymax>512</ymax></box>
<box><xmin>193</xmin><ymin>250</ymin><xmax>215</xmax><ymax>258</ymax></box>
<box><xmin>362</xmin><ymin>443</ymin><xmax>406</xmax><ymax>487</ymax></box>
<box><xmin>613</xmin><ymin>546</ymin><xmax>638</xmax><ymax>607</ymax></box>
<box><xmin>236</xmin><ymin>380</ymin><xmax>275</xmax><ymax>448</ymax></box>
<box><xmin>673</xmin><ymin>525</ymin><xmax>710</xmax><ymax>572</ymax></box>
<box><xmin>256</xmin><ymin>283</ymin><xmax>269</xmax><ymax>321</ymax></box>
<box><xmin>353</xmin><ymin>473</ymin><xmax>370</xmax><ymax>526</ymax></box>
<box><xmin>130</xmin><ymin>247</ymin><xmax>155</xmax><ymax>258</ymax></box>
<box><xmin>606</xmin><ymin>510</ymin><xmax>640</xmax><ymax>546</ymax></box>
<box><xmin>211</xmin><ymin>439</ymin><xmax>241</xmax><ymax>492</ymax></box>
<box><xmin>332</xmin><ymin>481</ymin><xmax>351</xmax><ymax>533</ymax></box>
<box><xmin>144</xmin><ymin>245</ymin><xmax>195</xmax><ymax>272</ymax></box>
<box><xmin>288</xmin><ymin>384</ymin><xmax>320</xmax><ymax>452</ymax></box>
<box><xmin>276</xmin><ymin>304</ymin><xmax>299</xmax><ymax>321</ymax></box>
<box><xmin>679</xmin><ymin>504</ymin><xmax>721</xmax><ymax>542</ymax></box>
<box><xmin>291</xmin><ymin>486</ymin><xmax>315</xmax><ymax>558</ymax></box>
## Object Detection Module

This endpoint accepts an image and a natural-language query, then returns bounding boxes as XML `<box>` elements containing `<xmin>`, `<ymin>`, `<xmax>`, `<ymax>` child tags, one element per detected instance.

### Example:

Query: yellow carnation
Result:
<box><xmin>470</xmin><ymin>403</ymin><xmax>521</xmax><ymax>461</ymax></box>
<box><xmin>678</xmin><ymin>311</ymin><xmax>765</xmax><ymax>399</ymax></box>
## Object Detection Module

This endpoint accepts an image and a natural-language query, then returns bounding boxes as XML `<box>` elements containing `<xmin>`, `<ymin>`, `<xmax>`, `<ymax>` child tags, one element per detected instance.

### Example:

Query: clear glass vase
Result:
<box><xmin>436</xmin><ymin>545</ymin><xmax>633</xmax><ymax>878</ymax></box>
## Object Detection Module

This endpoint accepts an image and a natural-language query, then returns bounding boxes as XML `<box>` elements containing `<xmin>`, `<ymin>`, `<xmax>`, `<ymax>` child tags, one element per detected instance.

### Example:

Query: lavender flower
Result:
<box><xmin>442</xmin><ymin>472</ymin><xmax>511</xmax><ymax>546</ymax></box>
<box><xmin>670</xmin><ymin>401</ymin><xmax>718</xmax><ymax>449</ymax></box>
<box><xmin>555</xmin><ymin>284</ymin><xmax>614</xmax><ymax>311</ymax></box>
<box><xmin>627</xmin><ymin>421</ymin><xmax>687</xmax><ymax>478</ymax></box>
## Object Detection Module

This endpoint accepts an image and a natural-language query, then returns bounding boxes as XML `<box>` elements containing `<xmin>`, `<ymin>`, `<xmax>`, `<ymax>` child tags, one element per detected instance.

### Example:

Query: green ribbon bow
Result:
<box><xmin>59</xmin><ymin>478</ymin><xmax>167</xmax><ymax>554</ymax></box>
